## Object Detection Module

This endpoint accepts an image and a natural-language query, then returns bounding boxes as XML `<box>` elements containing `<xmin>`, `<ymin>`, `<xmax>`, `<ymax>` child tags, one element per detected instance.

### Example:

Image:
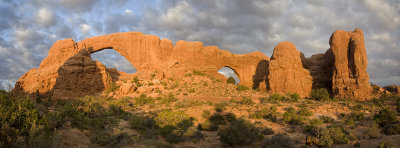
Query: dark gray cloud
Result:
<box><xmin>0</xmin><ymin>0</ymin><xmax>399</xmax><ymax>90</ymax></box>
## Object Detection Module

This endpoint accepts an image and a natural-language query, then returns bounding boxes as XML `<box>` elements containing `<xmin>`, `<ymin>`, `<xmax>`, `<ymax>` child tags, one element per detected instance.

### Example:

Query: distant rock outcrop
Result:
<box><xmin>383</xmin><ymin>85</ymin><xmax>400</xmax><ymax>94</ymax></box>
<box><xmin>13</xmin><ymin>29</ymin><xmax>374</xmax><ymax>100</ymax></box>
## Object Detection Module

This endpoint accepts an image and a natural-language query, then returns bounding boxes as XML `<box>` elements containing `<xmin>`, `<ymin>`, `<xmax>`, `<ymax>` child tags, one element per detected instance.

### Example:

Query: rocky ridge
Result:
<box><xmin>13</xmin><ymin>29</ymin><xmax>381</xmax><ymax>100</ymax></box>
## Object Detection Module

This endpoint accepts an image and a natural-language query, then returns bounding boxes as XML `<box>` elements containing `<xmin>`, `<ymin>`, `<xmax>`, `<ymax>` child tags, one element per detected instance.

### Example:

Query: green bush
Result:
<box><xmin>303</xmin><ymin>119</ymin><xmax>323</xmax><ymax>134</ymax></box>
<box><xmin>283</xmin><ymin>107</ymin><xmax>306</xmax><ymax>125</ymax></box>
<box><xmin>319</xmin><ymin>116</ymin><xmax>335</xmax><ymax>123</ymax></box>
<box><xmin>209</xmin><ymin>114</ymin><xmax>227</xmax><ymax>125</ymax></box>
<box><xmin>154</xmin><ymin>110</ymin><xmax>193</xmax><ymax>137</ymax></box>
<box><xmin>237</xmin><ymin>85</ymin><xmax>250</xmax><ymax>91</ymax></box>
<box><xmin>218</xmin><ymin>118</ymin><xmax>263</xmax><ymax>146</ymax></box>
<box><xmin>262</xmin><ymin>133</ymin><xmax>295</xmax><ymax>148</ymax></box>
<box><xmin>261</xmin><ymin>127</ymin><xmax>275</xmax><ymax>135</ymax></box>
<box><xmin>307</xmin><ymin>126</ymin><xmax>352</xmax><ymax>147</ymax></box>
<box><xmin>193</xmin><ymin>70</ymin><xmax>205</xmax><ymax>76</ymax></box>
<box><xmin>298</xmin><ymin>107</ymin><xmax>313</xmax><ymax>116</ymax></box>
<box><xmin>174</xmin><ymin>100</ymin><xmax>203</xmax><ymax>108</ymax></box>
<box><xmin>198</xmin><ymin>120</ymin><xmax>219</xmax><ymax>131</ymax></box>
<box><xmin>374</xmin><ymin>108</ymin><xmax>397</xmax><ymax>127</ymax></box>
<box><xmin>310</xmin><ymin>88</ymin><xmax>330</xmax><ymax>101</ymax></box>
<box><xmin>289</xmin><ymin>93</ymin><xmax>300</xmax><ymax>102</ymax></box>
<box><xmin>90</xmin><ymin>128</ymin><xmax>132</xmax><ymax>147</ymax></box>
<box><xmin>134</xmin><ymin>94</ymin><xmax>154</xmax><ymax>106</ymax></box>
<box><xmin>226</xmin><ymin>76</ymin><xmax>236</xmax><ymax>84</ymax></box>
<box><xmin>238</xmin><ymin>97</ymin><xmax>254</xmax><ymax>105</ymax></box>
<box><xmin>363</xmin><ymin>123</ymin><xmax>380</xmax><ymax>139</ymax></box>
<box><xmin>202</xmin><ymin>110</ymin><xmax>211</xmax><ymax>119</ymax></box>
<box><xmin>249</xmin><ymin>106</ymin><xmax>277</xmax><ymax>122</ymax></box>
<box><xmin>381</xmin><ymin>123</ymin><xmax>400</xmax><ymax>135</ymax></box>
<box><xmin>225</xmin><ymin>113</ymin><xmax>237</xmax><ymax>122</ymax></box>
<box><xmin>0</xmin><ymin>94</ymin><xmax>56</xmax><ymax>147</ymax></box>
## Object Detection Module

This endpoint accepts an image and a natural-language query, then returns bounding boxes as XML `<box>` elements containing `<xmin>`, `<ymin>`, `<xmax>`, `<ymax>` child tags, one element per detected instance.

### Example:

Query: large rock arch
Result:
<box><xmin>13</xmin><ymin>32</ymin><xmax>269</xmax><ymax>98</ymax></box>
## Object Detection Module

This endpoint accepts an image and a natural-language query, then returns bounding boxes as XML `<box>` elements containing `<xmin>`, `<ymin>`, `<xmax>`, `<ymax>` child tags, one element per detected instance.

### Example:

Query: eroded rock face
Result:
<box><xmin>13</xmin><ymin>32</ymin><xmax>269</xmax><ymax>99</ymax></box>
<box><xmin>13</xmin><ymin>29</ymin><xmax>374</xmax><ymax>100</ymax></box>
<box><xmin>267</xmin><ymin>41</ymin><xmax>313</xmax><ymax>97</ymax></box>
<box><xmin>325</xmin><ymin>28</ymin><xmax>372</xmax><ymax>99</ymax></box>
<box><xmin>51</xmin><ymin>49</ymin><xmax>116</xmax><ymax>100</ymax></box>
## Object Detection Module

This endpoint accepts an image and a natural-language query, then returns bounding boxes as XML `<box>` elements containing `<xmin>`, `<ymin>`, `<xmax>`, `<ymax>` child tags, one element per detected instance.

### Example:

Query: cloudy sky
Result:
<box><xmin>0</xmin><ymin>0</ymin><xmax>399</xmax><ymax>90</ymax></box>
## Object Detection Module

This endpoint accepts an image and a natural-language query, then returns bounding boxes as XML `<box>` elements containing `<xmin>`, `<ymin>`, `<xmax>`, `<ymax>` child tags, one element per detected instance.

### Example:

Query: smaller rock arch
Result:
<box><xmin>218</xmin><ymin>66</ymin><xmax>241</xmax><ymax>84</ymax></box>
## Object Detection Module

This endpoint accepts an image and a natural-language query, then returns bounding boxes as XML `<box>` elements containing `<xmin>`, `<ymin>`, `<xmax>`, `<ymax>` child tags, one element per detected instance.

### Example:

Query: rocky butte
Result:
<box><xmin>13</xmin><ymin>28</ymin><xmax>375</xmax><ymax>100</ymax></box>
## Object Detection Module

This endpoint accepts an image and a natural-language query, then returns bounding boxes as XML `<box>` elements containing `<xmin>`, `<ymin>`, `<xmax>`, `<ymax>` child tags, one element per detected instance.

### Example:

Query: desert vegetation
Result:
<box><xmin>2</xmin><ymin>72</ymin><xmax>400</xmax><ymax>147</ymax></box>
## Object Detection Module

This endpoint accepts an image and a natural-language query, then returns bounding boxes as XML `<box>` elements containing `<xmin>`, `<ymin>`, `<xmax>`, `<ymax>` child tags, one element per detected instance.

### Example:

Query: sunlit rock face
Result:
<box><xmin>13</xmin><ymin>32</ymin><xmax>268</xmax><ymax>99</ymax></box>
<box><xmin>13</xmin><ymin>29</ymin><xmax>372</xmax><ymax>100</ymax></box>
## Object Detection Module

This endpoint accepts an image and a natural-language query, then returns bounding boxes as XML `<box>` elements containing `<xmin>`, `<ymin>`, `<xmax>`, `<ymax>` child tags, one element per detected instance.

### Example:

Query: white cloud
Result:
<box><xmin>36</xmin><ymin>8</ymin><xmax>56</xmax><ymax>27</ymax></box>
<box><xmin>124</xmin><ymin>9</ymin><xmax>133</xmax><ymax>15</ymax></box>
<box><xmin>80</xmin><ymin>24</ymin><xmax>91</xmax><ymax>34</ymax></box>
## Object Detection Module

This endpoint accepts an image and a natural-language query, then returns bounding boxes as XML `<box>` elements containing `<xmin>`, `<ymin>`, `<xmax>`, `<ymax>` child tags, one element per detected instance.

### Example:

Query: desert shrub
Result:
<box><xmin>298</xmin><ymin>107</ymin><xmax>313</xmax><ymax>116</ymax></box>
<box><xmin>160</xmin><ymin>94</ymin><xmax>178</xmax><ymax>104</ymax></box>
<box><xmin>250</xmin><ymin>106</ymin><xmax>277</xmax><ymax>122</ymax></box>
<box><xmin>225</xmin><ymin>112</ymin><xmax>237</xmax><ymax>122</ymax></box>
<box><xmin>154</xmin><ymin>110</ymin><xmax>193</xmax><ymax>137</ymax></box>
<box><xmin>209</xmin><ymin>114</ymin><xmax>227</xmax><ymax>125</ymax></box>
<box><xmin>306</xmin><ymin>127</ymin><xmax>349</xmax><ymax>147</ymax></box>
<box><xmin>0</xmin><ymin>94</ymin><xmax>56</xmax><ymax>147</ymax></box>
<box><xmin>108</xmin><ymin>104</ymin><xmax>129</xmax><ymax>119</ymax></box>
<box><xmin>319</xmin><ymin>115</ymin><xmax>335</xmax><ymax>123</ymax></box>
<box><xmin>237</xmin><ymin>85</ymin><xmax>250</xmax><ymax>91</ymax></box>
<box><xmin>310</xmin><ymin>88</ymin><xmax>330</xmax><ymax>101</ymax></box>
<box><xmin>226</xmin><ymin>76</ymin><xmax>236</xmax><ymax>84</ymax></box>
<box><xmin>90</xmin><ymin>128</ymin><xmax>132</xmax><ymax>147</ymax></box>
<box><xmin>262</xmin><ymin>133</ymin><xmax>295</xmax><ymax>148</ymax></box>
<box><xmin>238</xmin><ymin>97</ymin><xmax>254</xmax><ymax>105</ymax></box>
<box><xmin>352</xmin><ymin>104</ymin><xmax>363</xmax><ymax>111</ymax></box>
<box><xmin>198</xmin><ymin>120</ymin><xmax>219</xmax><ymax>131</ymax></box>
<box><xmin>378</xmin><ymin>140</ymin><xmax>396</xmax><ymax>148</ymax></box>
<box><xmin>261</xmin><ymin>127</ymin><xmax>275</xmax><ymax>135</ymax></box>
<box><xmin>106</xmin><ymin>81</ymin><xmax>120</xmax><ymax>94</ymax></box>
<box><xmin>193</xmin><ymin>70</ymin><xmax>205</xmax><ymax>76</ymax></box>
<box><xmin>289</xmin><ymin>93</ymin><xmax>300</xmax><ymax>102</ymax></box>
<box><xmin>374</xmin><ymin>108</ymin><xmax>397</xmax><ymax>127</ymax></box>
<box><xmin>381</xmin><ymin>123</ymin><xmax>400</xmax><ymax>135</ymax></box>
<box><xmin>363</xmin><ymin>123</ymin><xmax>380</xmax><ymax>139</ymax></box>
<box><xmin>350</xmin><ymin>112</ymin><xmax>365</xmax><ymax>121</ymax></box>
<box><xmin>283</xmin><ymin>107</ymin><xmax>306</xmax><ymax>125</ymax></box>
<box><xmin>202</xmin><ymin>110</ymin><xmax>211</xmax><ymax>119</ymax></box>
<box><xmin>303</xmin><ymin>119</ymin><xmax>323</xmax><ymax>134</ymax></box>
<box><xmin>174</xmin><ymin>100</ymin><xmax>203</xmax><ymax>108</ymax></box>
<box><xmin>218</xmin><ymin>118</ymin><xmax>263</xmax><ymax>146</ymax></box>
<box><xmin>215</xmin><ymin>107</ymin><xmax>223</xmax><ymax>112</ymax></box>
<box><xmin>345</xmin><ymin>118</ymin><xmax>355</xmax><ymax>126</ymax></box>
<box><xmin>133</xmin><ymin>94</ymin><xmax>154</xmax><ymax>106</ymax></box>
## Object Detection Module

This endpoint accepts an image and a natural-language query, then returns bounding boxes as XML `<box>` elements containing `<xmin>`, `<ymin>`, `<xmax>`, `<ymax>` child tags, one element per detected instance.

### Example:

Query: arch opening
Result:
<box><xmin>217</xmin><ymin>67</ymin><xmax>240</xmax><ymax>84</ymax></box>
<box><xmin>91</xmin><ymin>49</ymin><xmax>137</xmax><ymax>74</ymax></box>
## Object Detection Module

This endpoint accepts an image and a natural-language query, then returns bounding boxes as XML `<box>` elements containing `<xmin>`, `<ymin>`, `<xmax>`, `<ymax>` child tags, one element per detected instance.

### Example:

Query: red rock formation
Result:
<box><xmin>325</xmin><ymin>28</ymin><xmax>372</xmax><ymax>100</ymax></box>
<box><xmin>383</xmin><ymin>85</ymin><xmax>400</xmax><ymax>94</ymax></box>
<box><xmin>13</xmin><ymin>29</ymin><xmax>373</xmax><ymax>100</ymax></box>
<box><xmin>13</xmin><ymin>32</ymin><xmax>269</xmax><ymax>98</ymax></box>
<box><xmin>267</xmin><ymin>41</ymin><xmax>313</xmax><ymax>97</ymax></box>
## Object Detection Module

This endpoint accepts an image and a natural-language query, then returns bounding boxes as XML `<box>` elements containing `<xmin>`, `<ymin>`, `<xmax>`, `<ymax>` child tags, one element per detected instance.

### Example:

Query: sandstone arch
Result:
<box><xmin>13</xmin><ymin>32</ymin><xmax>269</xmax><ymax>97</ymax></box>
<box><xmin>13</xmin><ymin>29</ymin><xmax>372</xmax><ymax>100</ymax></box>
<box><xmin>217</xmin><ymin>66</ymin><xmax>241</xmax><ymax>83</ymax></box>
